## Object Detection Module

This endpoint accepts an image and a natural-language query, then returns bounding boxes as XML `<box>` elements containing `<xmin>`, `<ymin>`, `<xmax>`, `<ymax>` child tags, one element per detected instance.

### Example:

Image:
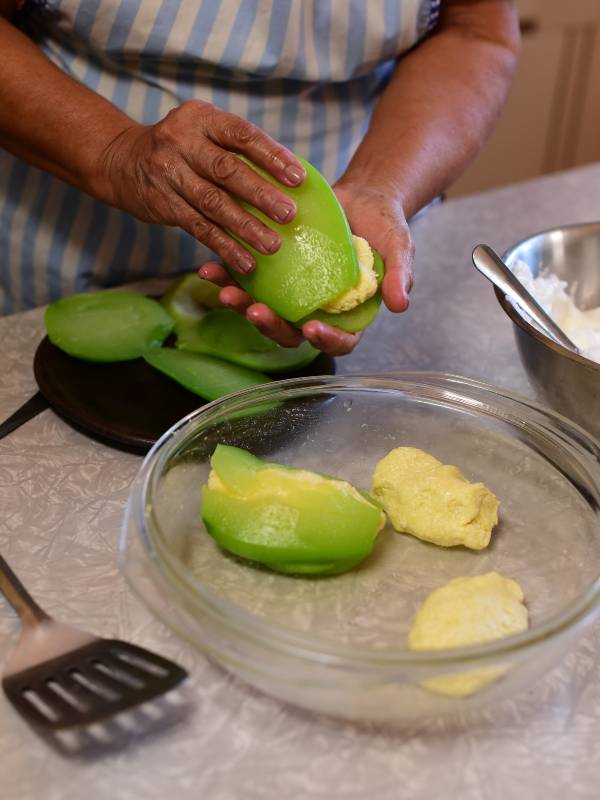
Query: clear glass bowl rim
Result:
<box><xmin>121</xmin><ymin>371</ymin><xmax>600</xmax><ymax>671</ymax></box>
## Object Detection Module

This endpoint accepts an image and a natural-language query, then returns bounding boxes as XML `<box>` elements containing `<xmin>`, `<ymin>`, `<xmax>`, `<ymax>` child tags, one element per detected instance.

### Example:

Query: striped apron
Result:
<box><xmin>0</xmin><ymin>0</ymin><xmax>440</xmax><ymax>313</ymax></box>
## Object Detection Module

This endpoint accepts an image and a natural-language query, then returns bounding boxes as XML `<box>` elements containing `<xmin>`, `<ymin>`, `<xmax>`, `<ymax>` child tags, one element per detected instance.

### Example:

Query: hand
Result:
<box><xmin>196</xmin><ymin>260</ymin><xmax>360</xmax><ymax>355</ymax></box>
<box><xmin>198</xmin><ymin>182</ymin><xmax>414</xmax><ymax>357</ymax></box>
<box><xmin>199</xmin><ymin>182</ymin><xmax>414</xmax><ymax>356</ymax></box>
<box><xmin>333</xmin><ymin>182</ymin><xmax>414</xmax><ymax>312</ymax></box>
<box><xmin>100</xmin><ymin>100</ymin><xmax>306</xmax><ymax>273</ymax></box>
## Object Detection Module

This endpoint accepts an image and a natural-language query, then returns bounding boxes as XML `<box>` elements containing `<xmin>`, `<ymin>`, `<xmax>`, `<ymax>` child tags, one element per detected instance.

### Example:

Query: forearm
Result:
<box><xmin>338</xmin><ymin>0</ymin><xmax>520</xmax><ymax>219</ymax></box>
<box><xmin>0</xmin><ymin>9</ymin><xmax>312</xmax><ymax>280</ymax></box>
<box><xmin>0</xmin><ymin>16</ymin><xmax>135</xmax><ymax>201</ymax></box>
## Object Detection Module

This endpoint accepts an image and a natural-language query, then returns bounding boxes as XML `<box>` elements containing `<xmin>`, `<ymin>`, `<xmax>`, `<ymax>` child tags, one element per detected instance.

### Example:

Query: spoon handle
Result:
<box><xmin>472</xmin><ymin>244</ymin><xmax>580</xmax><ymax>353</ymax></box>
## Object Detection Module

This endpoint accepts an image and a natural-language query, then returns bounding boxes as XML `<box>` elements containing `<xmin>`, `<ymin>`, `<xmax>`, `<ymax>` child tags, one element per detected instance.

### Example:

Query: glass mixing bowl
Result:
<box><xmin>120</xmin><ymin>374</ymin><xmax>600</xmax><ymax>723</ymax></box>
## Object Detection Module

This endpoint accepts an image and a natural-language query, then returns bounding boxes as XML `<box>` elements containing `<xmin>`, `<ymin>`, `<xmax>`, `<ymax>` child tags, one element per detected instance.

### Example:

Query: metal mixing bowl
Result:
<box><xmin>496</xmin><ymin>221</ymin><xmax>600</xmax><ymax>439</ymax></box>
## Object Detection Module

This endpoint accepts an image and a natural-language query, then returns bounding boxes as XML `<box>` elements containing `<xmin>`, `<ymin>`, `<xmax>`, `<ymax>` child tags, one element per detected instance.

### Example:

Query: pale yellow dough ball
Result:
<box><xmin>371</xmin><ymin>447</ymin><xmax>499</xmax><ymax>549</ymax></box>
<box><xmin>408</xmin><ymin>572</ymin><xmax>528</xmax><ymax>696</ymax></box>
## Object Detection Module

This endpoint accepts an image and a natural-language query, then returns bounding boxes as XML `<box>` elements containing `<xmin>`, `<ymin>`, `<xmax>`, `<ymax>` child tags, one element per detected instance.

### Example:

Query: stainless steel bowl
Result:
<box><xmin>496</xmin><ymin>221</ymin><xmax>600</xmax><ymax>439</ymax></box>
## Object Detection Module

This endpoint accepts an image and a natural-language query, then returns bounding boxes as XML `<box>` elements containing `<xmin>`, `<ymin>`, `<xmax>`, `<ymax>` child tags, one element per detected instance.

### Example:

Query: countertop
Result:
<box><xmin>1</xmin><ymin>163</ymin><xmax>600</xmax><ymax>800</ymax></box>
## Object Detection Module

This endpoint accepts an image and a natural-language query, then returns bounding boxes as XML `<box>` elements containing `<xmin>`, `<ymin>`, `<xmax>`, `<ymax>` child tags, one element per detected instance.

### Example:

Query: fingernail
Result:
<box><xmin>198</xmin><ymin>267</ymin><xmax>210</xmax><ymax>279</ymax></box>
<box><xmin>259</xmin><ymin>231</ymin><xmax>280</xmax><ymax>254</ymax></box>
<box><xmin>283</xmin><ymin>164</ymin><xmax>305</xmax><ymax>185</ymax></box>
<box><xmin>273</xmin><ymin>201</ymin><xmax>295</xmax><ymax>223</ymax></box>
<box><xmin>237</xmin><ymin>254</ymin><xmax>255</xmax><ymax>273</ymax></box>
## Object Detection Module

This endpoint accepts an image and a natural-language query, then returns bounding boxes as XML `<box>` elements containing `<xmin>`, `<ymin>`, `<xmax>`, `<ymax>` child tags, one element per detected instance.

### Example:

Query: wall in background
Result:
<box><xmin>448</xmin><ymin>0</ymin><xmax>600</xmax><ymax>197</ymax></box>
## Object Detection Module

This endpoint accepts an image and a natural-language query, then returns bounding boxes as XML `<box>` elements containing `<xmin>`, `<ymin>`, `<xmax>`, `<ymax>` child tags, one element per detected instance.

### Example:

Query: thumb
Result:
<box><xmin>380</xmin><ymin>234</ymin><xmax>414</xmax><ymax>312</ymax></box>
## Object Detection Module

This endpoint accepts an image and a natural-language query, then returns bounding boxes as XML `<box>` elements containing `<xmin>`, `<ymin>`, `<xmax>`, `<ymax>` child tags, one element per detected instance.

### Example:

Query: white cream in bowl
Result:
<box><xmin>512</xmin><ymin>261</ymin><xmax>600</xmax><ymax>363</ymax></box>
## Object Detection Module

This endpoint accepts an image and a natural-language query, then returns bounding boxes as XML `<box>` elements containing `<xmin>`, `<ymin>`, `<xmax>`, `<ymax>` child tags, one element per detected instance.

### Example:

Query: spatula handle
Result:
<box><xmin>0</xmin><ymin>554</ymin><xmax>49</xmax><ymax>626</ymax></box>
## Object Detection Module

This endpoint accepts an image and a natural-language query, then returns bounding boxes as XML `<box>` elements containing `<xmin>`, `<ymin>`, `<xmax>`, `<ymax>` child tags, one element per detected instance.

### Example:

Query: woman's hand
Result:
<box><xmin>333</xmin><ymin>182</ymin><xmax>414</xmax><ymax>313</ymax></box>
<box><xmin>101</xmin><ymin>100</ymin><xmax>306</xmax><ymax>274</ymax></box>
<box><xmin>198</xmin><ymin>181</ymin><xmax>413</xmax><ymax>357</ymax></box>
<box><xmin>197</xmin><ymin>259</ymin><xmax>362</xmax><ymax>356</ymax></box>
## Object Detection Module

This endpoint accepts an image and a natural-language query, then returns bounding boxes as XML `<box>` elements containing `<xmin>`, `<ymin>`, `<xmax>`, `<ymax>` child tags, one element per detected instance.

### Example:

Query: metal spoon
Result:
<box><xmin>472</xmin><ymin>244</ymin><xmax>580</xmax><ymax>354</ymax></box>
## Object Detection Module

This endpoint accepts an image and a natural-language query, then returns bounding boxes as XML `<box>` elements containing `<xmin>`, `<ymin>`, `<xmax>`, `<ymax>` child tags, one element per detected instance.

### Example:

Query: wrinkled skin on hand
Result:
<box><xmin>101</xmin><ymin>100</ymin><xmax>306</xmax><ymax>273</ymax></box>
<box><xmin>101</xmin><ymin>97</ymin><xmax>413</xmax><ymax>357</ymax></box>
<box><xmin>199</xmin><ymin>182</ymin><xmax>414</xmax><ymax>357</ymax></box>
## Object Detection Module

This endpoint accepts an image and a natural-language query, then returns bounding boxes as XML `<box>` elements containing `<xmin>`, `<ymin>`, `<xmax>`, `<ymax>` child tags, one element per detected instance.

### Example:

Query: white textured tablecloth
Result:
<box><xmin>2</xmin><ymin>164</ymin><xmax>600</xmax><ymax>800</ymax></box>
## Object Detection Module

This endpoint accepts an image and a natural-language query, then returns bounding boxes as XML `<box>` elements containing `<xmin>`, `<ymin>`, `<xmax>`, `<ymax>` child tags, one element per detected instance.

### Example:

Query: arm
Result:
<box><xmin>0</xmin><ymin>5</ymin><xmax>139</xmax><ymax>195</ymax></box>
<box><xmin>208</xmin><ymin>0</ymin><xmax>519</xmax><ymax>355</ymax></box>
<box><xmin>0</xmin><ymin>3</ymin><xmax>304</xmax><ymax>273</ymax></box>
<box><xmin>335</xmin><ymin>0</ymin><xmax>520</xmax><ymax>312</ymax></box>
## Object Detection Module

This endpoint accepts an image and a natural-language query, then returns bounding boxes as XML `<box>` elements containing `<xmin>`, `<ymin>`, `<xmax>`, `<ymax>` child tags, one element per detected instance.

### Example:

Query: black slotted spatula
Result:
<box><xmin>0</xmin><ymin>553</ymin><xmax>187</xmax><ymax>729</ymax></box>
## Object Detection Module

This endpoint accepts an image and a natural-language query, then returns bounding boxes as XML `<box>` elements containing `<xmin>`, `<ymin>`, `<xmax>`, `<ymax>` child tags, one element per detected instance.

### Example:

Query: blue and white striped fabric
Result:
<box><xmin>0</xmin><ymin>0</ymin><xmax>440</xmax><ymax>314</ymax></box>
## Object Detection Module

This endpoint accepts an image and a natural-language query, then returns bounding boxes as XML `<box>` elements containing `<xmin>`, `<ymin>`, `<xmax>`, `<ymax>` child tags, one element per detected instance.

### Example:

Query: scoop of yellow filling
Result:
<box><xmin>321</xmin><ymin>235</ymin><xmax>378</xmax><ymax>313</ymax></box>
<box><xmin>371</xmin><ymin>447</ymin><xmax>498</xmax><ymax>550</ymax></box>
<box><xmin>408</xmin><ymin>572</ymin><xmax>528</xmax><ymax>696</ymax></box>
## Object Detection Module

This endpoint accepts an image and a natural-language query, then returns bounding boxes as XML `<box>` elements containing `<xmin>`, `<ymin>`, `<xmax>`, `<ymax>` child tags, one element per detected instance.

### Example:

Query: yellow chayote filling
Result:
<box><xmin>408</xmin><ymin>572</ymin><xmax>528</xmax><ymax>696</ymax></box>
<box><xmin>321</xmin><ymin>235</ymin><xmax>378</xmax><ymax>313</ymax></box>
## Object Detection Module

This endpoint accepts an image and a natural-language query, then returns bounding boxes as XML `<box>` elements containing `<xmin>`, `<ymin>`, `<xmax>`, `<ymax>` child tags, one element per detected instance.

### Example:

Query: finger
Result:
<box><xmin>220</xmin><ymin>286</ymin><xmax>254</xmax><ymax>313</ymax></box>
<box><xmin>381</xmin><ymin>241</ymin><xmax>414</xmax><ymax>313</ymax></box>
<box><xmin>174</xmin><ymin>167</ymin><xmax>282</xmax><ymax>255</ymax></box>
<box><xmin>197</xmin><ymin>262</ymin><xmax>232</xmax><ymax>286</ymax></box>
<box><xmin>208</xmin><ymin>114</ymin><xmax>306</xmax><ymax>188</ymax></box>
<box><xmin>302</xmin><ymin>320</ymin><xmax>361</xmax><ymax>357</ymax></box>
<box><xmin>246</xmin><ymin>304</ymin><xmax>304</xmax><ymax>348</ymax></box>
<box><xmin>382</xmin><ymin>269</ymin><xmax>411</xmax><ymax>313</ymax></box>
<box><xmin>170</xmin><ymin>194</ymin><xmax>256</xmax><ymax>274</ymax></box>
<box><xmin>187</xmin><ymin>142</ymin><xmax>298</xmax><ymax>226</ymax></box>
